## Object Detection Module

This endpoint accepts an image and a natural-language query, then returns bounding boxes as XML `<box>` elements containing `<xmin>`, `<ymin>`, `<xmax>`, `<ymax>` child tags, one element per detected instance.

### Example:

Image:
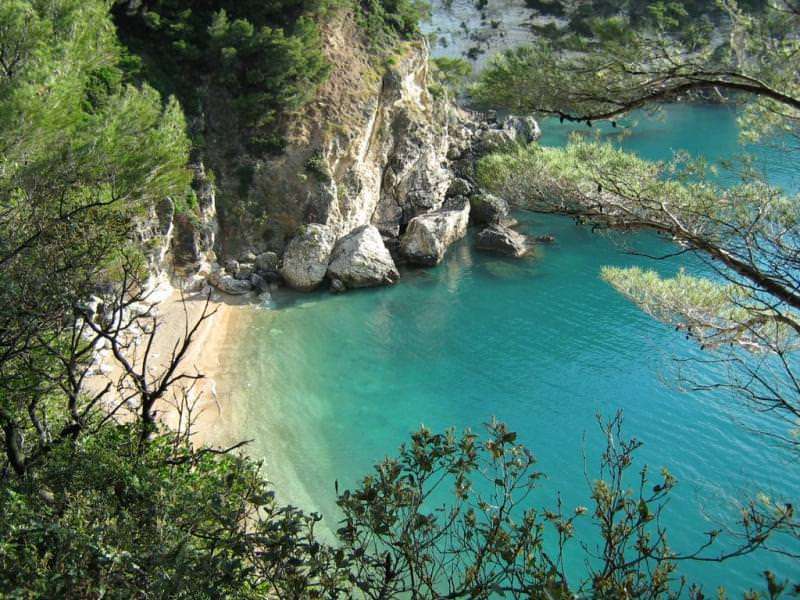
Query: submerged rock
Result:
<box><xmin>280</xmin><ymin>224</ymin><xmax>336</xmax><ymax>291</ymax></box>
<box><xmin>400</xmin><ymin>200</ymin><xmax>470</xmax><ymax>266</ymax></box>
<box><xmin>327</xmin><ymin>225</ymin><xmax>400</xmax><ymax>289</ymax></box>
<box><xmin>208</xmin><ymin>270</ymin><xmax>253</xmax><ymax>295</ymax></box>
<box><xmin>469</xmin><ymin>193</ymin><xmax>509</xmax><ymax>226</ymax></box>
<box><xmin>475</xmin><ymin>224</ymin><xmax>529</xmax><ymax>257</ymax></box>
<box><xmin>329</xmin><ymin>278</ymin><xmax>346</xmax><ymax>294</ymax></box>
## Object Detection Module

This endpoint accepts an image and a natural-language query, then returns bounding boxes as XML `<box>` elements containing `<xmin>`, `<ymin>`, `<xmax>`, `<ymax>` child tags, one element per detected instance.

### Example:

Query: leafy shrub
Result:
<box><xmin>304</xmin><ymin>150</ymin><xmax>332</xmax><ymax>182</ymax></box>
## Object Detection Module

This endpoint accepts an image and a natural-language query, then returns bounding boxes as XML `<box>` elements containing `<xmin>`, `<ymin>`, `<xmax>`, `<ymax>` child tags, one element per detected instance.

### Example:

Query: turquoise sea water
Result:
<box><xmin>218</xmin><ymin>104</ymin><xmax>799</xmax><ymax>592</ymax></box>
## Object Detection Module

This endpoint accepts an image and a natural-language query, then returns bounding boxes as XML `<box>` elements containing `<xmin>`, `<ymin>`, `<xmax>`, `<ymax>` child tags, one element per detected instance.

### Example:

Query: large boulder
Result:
<box><xmin>327</xmin><ymin>225</ymin><xmax>400</xmax><ymax>289</ymax></box>
<box><xmin>279</xmin><ymin>224</ymin><xmax>337</xmax><ymax>291</ymax></box>
<box><xmin>475</xmin><ymin>224</ymin><xmax>529</xmax><ymax>257</ymax></box>
<box><xmin>400</xmin><ymin>200</ymin><xmax>470</xmax><ymax>266</ymax></box>
<box><xmin>208</xmin><ymin>270</ymin><xmax>253</xmax><ymax>295</ymax></box>
<box><xmin>469</xmin><ymin>193</ymin><xmax>509</xmax><ymax>226</ymax></box>
<box><xmin>502</xmin><ymin>115</ymin><xmax>541</xmax><ymax>144</ymax></box>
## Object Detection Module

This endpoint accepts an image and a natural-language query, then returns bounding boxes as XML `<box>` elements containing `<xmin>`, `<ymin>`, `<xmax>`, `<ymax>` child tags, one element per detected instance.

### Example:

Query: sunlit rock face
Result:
<box><xmin>400</xmin><ymin>199</ymin><xmax>471</xmax><ymax>266</ymax></box>
<box><xmin>327</xmin><ymin>225</ymin><xmax>399</xmax><ymax>289</ymax></box>
<box><xmin>280</xmin><ymin>224</ymin><xmax>337</xmax><ymax>291</ymax></box>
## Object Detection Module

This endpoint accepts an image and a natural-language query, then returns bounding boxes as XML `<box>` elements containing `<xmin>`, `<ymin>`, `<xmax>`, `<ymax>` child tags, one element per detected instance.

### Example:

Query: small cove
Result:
<box><xmin>214</xmin><ymin>104</ymin><xmax>799</xmax><ymax>592</ymax></box>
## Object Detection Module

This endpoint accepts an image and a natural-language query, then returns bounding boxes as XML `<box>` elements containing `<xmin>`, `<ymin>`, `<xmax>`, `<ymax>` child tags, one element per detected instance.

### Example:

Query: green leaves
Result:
<box><xmin>114</xmin><ymin>0</ymin><xmax>331</xmax><ymax>155</ymax></box>
<box><xmin>472</xmin><ymin>1</ymin><xmax>799</xmax><ymax>136</ymax></box>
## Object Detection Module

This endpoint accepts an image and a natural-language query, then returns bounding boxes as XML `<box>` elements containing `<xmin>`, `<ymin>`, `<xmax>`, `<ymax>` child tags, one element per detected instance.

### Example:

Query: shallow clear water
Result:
<box><xmin>218</xmin><ymin>105</ymin><xmax>799</xmax><ymax>592</ymax></box>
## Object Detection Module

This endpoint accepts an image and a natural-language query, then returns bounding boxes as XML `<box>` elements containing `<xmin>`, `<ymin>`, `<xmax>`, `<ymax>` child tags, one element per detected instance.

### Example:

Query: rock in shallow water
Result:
<box><xmin>400</xmin><ymin>200</ymin><xmax>470</xmax><ymax>266</ymax></box>
<box><xmin>279</xmin><ymin>224</ymin><xmax>336</xmax><ymax>291</ymax></box>
<box><xmin>327</xmin><ymin>225</ymin><xmax>399</xmax><ymax>289</ymax></box>
<box><xmin>329</xmin><ymin>278</ymin><xmax>346</xmax><ymax>294</ymax></box>
<box><xmin>475</xmin><ymin>224</ymin><xmax>529</xmax><ymax>257</ymax></box>
<box><xmin>255</xmin><ymin>251</ymin><xmax>279</xmax><ymax>273</ymax></box>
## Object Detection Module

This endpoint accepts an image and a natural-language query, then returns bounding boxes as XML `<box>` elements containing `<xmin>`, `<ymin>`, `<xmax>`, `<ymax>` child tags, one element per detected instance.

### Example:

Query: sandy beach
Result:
<box><xmin>154</xmin><ymin>290</ymin><xmax>253</xmax><ymax>446</ymax></box>
<box><xmin>88</xmin><ymin>285</ymin><xmax>254</xmax><ymax>447</ymax></box>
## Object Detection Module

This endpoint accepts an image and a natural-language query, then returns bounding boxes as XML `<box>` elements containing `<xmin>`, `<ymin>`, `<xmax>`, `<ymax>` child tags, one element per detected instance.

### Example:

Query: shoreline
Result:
<box><xmin>88</xmin><ymin>285</ymin><xmax>255</xmax><ymax>447</ymax></box>
<box><xmin>155</xmin><ymin>290</ymin><xmax>255</xmax><ymax>447</ymax></box>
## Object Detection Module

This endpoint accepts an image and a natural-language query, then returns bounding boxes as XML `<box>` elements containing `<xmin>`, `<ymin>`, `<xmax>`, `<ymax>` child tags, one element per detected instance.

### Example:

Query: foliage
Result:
<box><xmin>474</xmin><ymin>1</ymin><xmax>800</xmax><ymax>588</ymax></box>
<box><xmin>0</xmin><ymin>424</ymin><xmax>269</xmax><ymax>598</ymax></box>
<box><xmin>113</xmin><ymin>0</ymin><xmax>331</xmax><ymax>155</ymax></box>
<box><xmin>477</xmin><ymin>137</ymin><xmax>800</xmax><ymax>360</ymax></box>
<box><xmin>334</xmin><ymin>414</ymin><xmax>701</xmax><ymax>598</ymax></box>
<box><xmin>0</xmin><ymin>0</ymin><xmax>192</xmax><ymax>478</ymax></box>
<box><xmin>473</xmin><ymin>1</ymin><xmax>799</xmax><ymax>146</ymax></box>
<box><xmin>5</xmin><ymin>408</ymin><xmax>747</xmax><ymax>598</ymax></box>
<box><xmin>304</xmin><ymin>150</ymin><xmax>332</xmax><ymax>182</ymax></box>
<box><xmin>3</xmin><ymin>0</ymin><xmax>799</xmax><ymax>597</ymax></box>
<box><xmin>430</xmin><ymin>56</ymin><xmax>472</xmax><ymax>98</ymax></box>
<box><xmin>356</xmin><ymin>0</ymin><xmax>429</xmax><ymax>47</ymax></box>
<box><xmin>113</xmin><ymin>0</ymin><xmax>427</xmax><ymax>153</ymax></box>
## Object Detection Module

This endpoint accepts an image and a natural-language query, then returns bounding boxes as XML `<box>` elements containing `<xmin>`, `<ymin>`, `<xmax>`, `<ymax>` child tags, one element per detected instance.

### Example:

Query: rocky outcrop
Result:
<box><xmin>502</xmin><ymin>115</ymin><xmax>541</xmax><ymax>144</ymax></box>
<box><xmin>135</xmin><ymin>198</ymin><xmax>175</xmax><ymax>280</ymax></box>
<box><xmin>327</xmin><ymin>225</ymin><xmax>399</xmax><ymax>289</ymax></box>
<box><xmin>208</xmin><ymin>270</ymin><xmax>253</xmax><ymax>295</ymax></box>
<box><xmin>400</xmin><ymin>199</ymin><xmax>470</xmax><ymax>266</ymax></box>
<box><xmin>255</xmin><ymin>251</ymin><xmax>279</xmax><ymax>274</ymax></box>
<box><xmin>250</xmin><ymin>272</ymin><xmax>270</xmax><ymax>294</ymax></box>
<box><xmin>475</xmin><ymin>224</ymin><xmax>529</xmax><ymax>257</ymax></box>
<box><xmin>279</xmin><ymin>224</ymin><xmax>337</xmax><ymax>291</ymax></box>
<box><xmin>469</xmin><ymin>193</ymin><xmax>509</xmax><ymax>226</ymax></box>
<box><xmin>205</xmin><ymin>12</ymin><xmax>465</xmax><ymax>261</ymax></box>
<box><xmin>447</xmin><ymin>177</ymin><xmax>474</xmax><ymax>198</ymax></box>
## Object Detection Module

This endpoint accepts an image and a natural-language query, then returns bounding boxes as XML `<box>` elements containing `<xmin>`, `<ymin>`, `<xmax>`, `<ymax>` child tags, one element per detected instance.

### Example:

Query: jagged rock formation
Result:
<box><xmin>502</xmin><ymin>115</ymin><xmax>541</xmax><ymax>144</ymax></box>
<box><xmin>133</xmin><ymin>162</ymin><xmax>218</xmax><ymax>292</ymax></box>
<box><xmin>203</xmin><ymin>11</ymin><xmax>477</xmax><ymax>275</ymax></box>
<box><xmin>327</xmin><ymin>225</ymin><xmax>399</xmax><ymax>289</ymax></box>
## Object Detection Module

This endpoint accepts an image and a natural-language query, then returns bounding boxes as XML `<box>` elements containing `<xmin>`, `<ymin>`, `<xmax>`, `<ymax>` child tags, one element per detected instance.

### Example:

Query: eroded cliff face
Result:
<box><xmin>145</xmin><ymin>10</ymin><xmax>482</xmax><ymax>293</ymax></box>
<box><xmin>206</xmin><ymin>11</ymin><xmax>474</xmax><ymax>261</ymax></box>
<box><xmin>134</xmin><ymin>162</ymin><xmax>219</xmax><ymax>293</ymax></box>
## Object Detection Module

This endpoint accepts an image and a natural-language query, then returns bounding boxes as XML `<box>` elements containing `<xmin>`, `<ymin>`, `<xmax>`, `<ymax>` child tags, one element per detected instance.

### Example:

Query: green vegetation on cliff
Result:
<box><xmin>113</xmin><ymin>0</ymin><xmax>427</xmax><ymax>154</ymax></box>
